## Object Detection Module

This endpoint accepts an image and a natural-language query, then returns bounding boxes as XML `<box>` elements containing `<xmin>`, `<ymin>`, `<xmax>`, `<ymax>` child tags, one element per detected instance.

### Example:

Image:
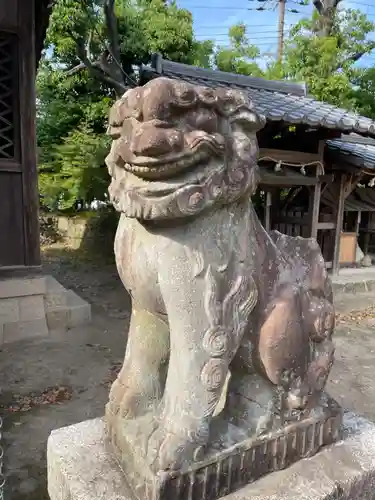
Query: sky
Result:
<box><xmin>176</xmin><ymin>0</ymin><xmax>375</xmax><ymax>68</ymax></box>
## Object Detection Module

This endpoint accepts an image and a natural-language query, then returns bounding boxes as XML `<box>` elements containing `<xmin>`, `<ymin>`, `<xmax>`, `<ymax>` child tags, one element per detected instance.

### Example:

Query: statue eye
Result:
<box><xmin>185</xmin><ymin>109</ymin><xmax>218</xmax><ymax>134</ymax></box>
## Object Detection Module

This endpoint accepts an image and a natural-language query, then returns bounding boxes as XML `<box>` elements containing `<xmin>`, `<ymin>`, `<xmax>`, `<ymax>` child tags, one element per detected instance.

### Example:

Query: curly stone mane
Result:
<box><xmin>105</xmin><ymin>77</ymin><xmax>265</xmax><ymax>221</ymax></box>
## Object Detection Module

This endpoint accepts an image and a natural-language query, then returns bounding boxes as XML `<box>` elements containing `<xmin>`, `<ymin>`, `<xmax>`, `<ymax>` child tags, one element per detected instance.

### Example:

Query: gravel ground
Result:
<box><xmin>1</xmin><ymin>246</ymin><xmax>375</xmax><ymax>500</ymax></box>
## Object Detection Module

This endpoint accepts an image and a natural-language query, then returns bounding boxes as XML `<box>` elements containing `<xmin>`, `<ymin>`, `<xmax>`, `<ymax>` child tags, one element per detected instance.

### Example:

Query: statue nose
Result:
<box><xmin>130</xmin><ymin>123</ymin><xmax>184</xmax><ymax>157</ymax></box>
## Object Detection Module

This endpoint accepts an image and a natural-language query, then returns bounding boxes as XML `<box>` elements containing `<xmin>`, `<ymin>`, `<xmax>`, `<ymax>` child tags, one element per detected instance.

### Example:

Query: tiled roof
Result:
<box><xmin>322</xmin><ymin>185</ymin><xmax>375</xmax><ymax>212</ymax></box>
<box><xmin>141</xmin><ymin>55</ymin><xmax>375</xmax><ymax>139</ymax></box>
<box><xmin>326</xmin><ymin>139</ymin><xmax>375</xmax><ymax>170</ymax></box>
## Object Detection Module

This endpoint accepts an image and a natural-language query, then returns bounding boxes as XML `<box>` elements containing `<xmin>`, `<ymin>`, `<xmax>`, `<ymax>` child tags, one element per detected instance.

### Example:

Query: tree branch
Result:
<box><xmin>64</xmin><ymin>1</ymin><xmax>132</xmax><ymax>96</ymax></box>
<box><xmin>312</xmin><ymin>0</ymin><xmax>343</xmax><ymax>37</ymax></box>
<box><xmin>74</xmin><ymin>34</ymin><xmax>127</xmax><ymax>96</ymax></box>
<box><xmin>103</xmin><ymin>0</ymin><xmax>124</xmax><ymax>86</ymax></box>
<box><xmin>65</xmin><ymin>62</ymin><xmax>86</xmax><ymax>76</ymax></box>
<box><xmin>338</xmin><ymin>42</ymin><xmax>375</xmax><ymax>68</ymax></box>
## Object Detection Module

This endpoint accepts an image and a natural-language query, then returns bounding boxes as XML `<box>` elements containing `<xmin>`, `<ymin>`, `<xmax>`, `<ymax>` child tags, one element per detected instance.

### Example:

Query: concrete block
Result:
<box><xmin>67</xmin><ymin>290</ymin><xmax>91</xmax><ymax>327</ymax></box>
<box><xmin>19</xmin><ymin>295</ymin><xmax>45</xmax><ymax>321</ymax></box>
<box><xmin>47</xmin><ymin>413</ymin><xmax>375</xmax><ymax>500</ymax></box>
<box><xmin>0</xmin><ymin>277</ymin><xmax>46</xmax><ymax>299</ymax></box>
<box><xmin>68</xmin><ymin>304</ymin><xmax>91</xmax><ymax>328</ymax></box>
<box><xmin>45</xmin><ymin>281</ymin><xmax>91</xmax><ymax>331</ymax></box>
<box><xmin>46</xmin><ymin>308</ymin><xmax>69</xmax><ymax>331</ymax></box>
<box><xmin>0</xmin><ymin>298</ymin><xmax>19</xmax><ymax>323</ymax></box>
<box><xmin>44</xmin><ymin>276</ymin><xmax>68</xmax><ymax>308</ymax></box>
<box><xmin>3</xmin><ymin>317</ymin><xmax>48</xmax><ymax>343</ymax></box>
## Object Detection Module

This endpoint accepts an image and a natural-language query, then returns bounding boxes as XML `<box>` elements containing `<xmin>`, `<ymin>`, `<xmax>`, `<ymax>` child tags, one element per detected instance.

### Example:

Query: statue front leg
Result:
<box><xmin>147</xmin><ymin>254</ymin><xmax>257</xmax><ymax>471</ymax></box>
<box><xmin>107</xmin><ymin>307</ymin><xmax>169</xmax><ymax>420</ymax></box>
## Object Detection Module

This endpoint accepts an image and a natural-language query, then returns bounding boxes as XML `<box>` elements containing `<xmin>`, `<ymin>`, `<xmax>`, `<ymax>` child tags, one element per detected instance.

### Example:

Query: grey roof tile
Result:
<box><xmin>327</xmin><ymin>139</ymin><xmax>375</xmax><ymax>170</ymax></box>
<box><xmin>142</xmin><ymin>56</ymin><xmax>375</xmax><ymax>138</ymax></box>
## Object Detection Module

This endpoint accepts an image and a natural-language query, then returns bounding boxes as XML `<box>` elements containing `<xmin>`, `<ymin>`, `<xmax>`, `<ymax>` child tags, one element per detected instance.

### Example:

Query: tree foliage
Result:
<box><xmin>37</xmin><ymin>0</ymin><xmax>375</xmax><ymax>212</ymax></box>
<box><xmin>213</xmin><ymin>6</ymin><xmax>375</xmax><ymax>111</ymax></box>
<box><xmin>37</xmin><ymin>0</ymin><xmax>211</xmax><ymax>210</ymax></box>
<box><xmin>282</xmin><ymin>8</ymin><xmax>375</xmax><ymax>107</ymax></box>
<box><xmin>215</xmin><ymin>24</ymin><xmax>264</xmax><ymax>77</ymax></box>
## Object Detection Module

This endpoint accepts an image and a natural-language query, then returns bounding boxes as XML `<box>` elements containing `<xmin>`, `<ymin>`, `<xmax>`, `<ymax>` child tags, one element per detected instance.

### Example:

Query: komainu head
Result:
<box><xmin>105</xmin><ymin>77</ymin><xmax>265</xmax><ymax>221</ymax></box>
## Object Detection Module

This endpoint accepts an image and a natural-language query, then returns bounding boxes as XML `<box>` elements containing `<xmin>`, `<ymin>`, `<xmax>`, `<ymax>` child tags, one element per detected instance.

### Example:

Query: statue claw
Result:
<box><xmin>147</xmin><ymin>422</ymin><xmax>207</xmax><ymax>472</ymax></box>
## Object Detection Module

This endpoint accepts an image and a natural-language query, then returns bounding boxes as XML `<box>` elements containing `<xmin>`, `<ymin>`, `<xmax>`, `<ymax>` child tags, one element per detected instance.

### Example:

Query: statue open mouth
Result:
<box><xmin>122</xmin><ymin>132</ymin><xmax>226</xmax><ymax>180</ymax></box>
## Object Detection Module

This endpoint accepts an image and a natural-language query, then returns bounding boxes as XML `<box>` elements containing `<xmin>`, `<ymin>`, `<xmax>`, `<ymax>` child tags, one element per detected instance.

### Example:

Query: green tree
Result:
<box><xmin>281</xmin><ymin>7</ymin><xmax>375</xmax><ymax>107</ymax></box>
<box><xmin>39</xmin><ymin>125</ymin><xmax>110</xmax><ymax>211</ymax></box>
<box><xmin>38</xmin><ymin>0</ymin><xmax>213</xmax><ymax>211</ymax></box>
<box><xmin>212</xmin><ymin>7</ymin><xmax>375</xmax><ymax>111</ymax></box>
<box><xmin>351</xmin><ymin>68</ymin><xmax>375</xmax><ymax>119</ymax></box>
<box><xmin>46</xmin><ymin>0</ymin><xmax>212</xmax><ymax>95</ymax></box>
<box><xmin>215</xmin><ymin>24</ymin><xmax>264</xmax><ymax>77</ymax></box>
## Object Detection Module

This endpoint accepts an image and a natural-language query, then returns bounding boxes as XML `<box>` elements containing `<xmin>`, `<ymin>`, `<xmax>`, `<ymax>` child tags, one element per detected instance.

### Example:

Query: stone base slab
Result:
<box><xmin>107</xmin><ymin>396</ymin><xmax>342</xmax><ymax>500</ymax></box>
<box><xmin>0</xmin><ymin>275</ymin><xmax>91</xmax><ymax>344</ymax></box>
<box><xmin>47</xmin><ymin>413</ymin><xmax>375</xmax><ymax>500</ymax></box>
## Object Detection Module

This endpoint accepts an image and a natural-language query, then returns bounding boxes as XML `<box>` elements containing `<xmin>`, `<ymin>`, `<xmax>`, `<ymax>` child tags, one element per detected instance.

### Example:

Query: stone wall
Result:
<box><xmin>40</xmin><ymin>211</ymin><xmax>119</xmax><ymax>256</ymax></box>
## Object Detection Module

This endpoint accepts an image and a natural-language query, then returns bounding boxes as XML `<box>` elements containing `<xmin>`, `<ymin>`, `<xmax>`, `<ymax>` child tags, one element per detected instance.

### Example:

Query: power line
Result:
<box><xmin>178</xmin><ymin>2</ymin><xmax>306</xmax><ymax>10</ymax></box>
<box><xmin>197</xmin><ymin>23</ymin><xmax>293</xmax><ymax>33</ymax></box>
<box><xmin>183</xmin><ymin>1</ymin><xmax>375</xmax><ymax>15</ymax></box>
<box><xmin>195</xmin><ymin>31</ymin><xmax>292</xmax><ymax>39</ymax></box>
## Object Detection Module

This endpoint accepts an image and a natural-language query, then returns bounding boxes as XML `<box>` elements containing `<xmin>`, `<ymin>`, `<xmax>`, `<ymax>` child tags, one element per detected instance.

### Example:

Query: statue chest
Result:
<box><xmin>114</xmin><ymin>215</ymin><xmax>165</xmax><ymax>313</ymax></box>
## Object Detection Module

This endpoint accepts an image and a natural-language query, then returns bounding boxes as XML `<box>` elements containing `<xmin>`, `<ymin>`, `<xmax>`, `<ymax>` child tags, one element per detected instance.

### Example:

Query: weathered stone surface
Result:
<box><xmin>19</xmin><ymin>295</ymin><xmax>45</xmax><ymax>321</ymax></box>
<box><xmin>44</xmin><ymin>276</ymin><xmax>69</xmax><ymax>308</ymax></box>
<box><xmin>3</xmin><ymin>317</ymin><xmax>49</xmax><ymax>343</ymax></box>
<box><xmin>0</xmin><ymin>275</ymin><xmax>91</xmax><ymax>343</ymax></box>
<box><xmin>0</xmin><ymin>276</ymin><xmax>46</xmax><ymax>299</ymax></box>
<box><xmin>104</xmin><ymin>76</ymin><xmax>339</xmax><ymax>477</ymax></box>
<box><xmin>0</xmin><ymin>297</ymin><xmax>19</xmax><ymax>323</ymax></box>
<box><xmin>66</xmin><ymin>290</ymin><xmax>91</xmax><ymax>328</ymax></box>
<box><xmin>47</xmin><ymin>413</ymin><xmax>375</xmax><ymax>500</ymax></box>
<box><xmin>108</xmin><ymin>392</ymin><xmax>342</xmax><ymax>500</ymax></box>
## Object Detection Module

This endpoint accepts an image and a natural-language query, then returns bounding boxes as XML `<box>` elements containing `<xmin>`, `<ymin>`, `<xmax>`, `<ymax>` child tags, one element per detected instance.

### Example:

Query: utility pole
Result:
<box><xmin>248</xmin><ymin>0</ymin><xmax>309</xmax><ymax>61</ymax></box>
<box><xmin>277</xmin><ymin>0</ymin><xmax>286</xmax><ymax>62</ymax></box>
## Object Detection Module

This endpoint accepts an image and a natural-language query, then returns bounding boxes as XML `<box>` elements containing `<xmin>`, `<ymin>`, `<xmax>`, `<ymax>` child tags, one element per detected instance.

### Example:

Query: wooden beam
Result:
<box><xmin>18</xmin><ymin>0</ymin><xmax>41</xmax><ymax>266</ymax></box>
<box><xmin>355</xmin><ymin>211</ymin><xmax>362</xmax><ymax>236</ymax></box>
<box><xmin>317</xmin><ymin>222</ymin><xmax>336</xmax><ymax>230</ymax></box>
<box><xmin>318</xmin><ymin>139</ymin><xmax>325</xmax><ymax>162</ymax></box>
<box><xmin>0</xmin><ymin>160</ymin><xmax>22</xmax><ymax>173</ymax></box>
<box><xmin>319</xmin><ymin>174</ymin><xmax>335</xmax><ymax>184</ymax></box>
<box><xmin>332</xmin><ymin>175</ymin><xmax>346</xmax><ymax>275</ymax></box>
<box><xmin>259</xmin><ymin>174</ymin><xmax>317</xmax><ymax>186</ymax></box>
<box><xmin>275</xmin><ymin>215</ymin><xmax>309</xmax><ymax>225</ymax></box>
<box><xmin>259</xmin><ymin>148</ymin><xmax>321</xmax><ymax>166</ymax></box>
<box><xmin>308</xmin><ymin>171</ymin><xmax>321</xmax><ymax>240</ymax></box>
<box><xmin>265</xmin><ymin>191</ymin><xmax>272</xmax><ymax>232</ymax></box>
<box><xmin>264</xmin><ymin>191</ymin><xmax>272</xmax><ymax>233</ymax></box>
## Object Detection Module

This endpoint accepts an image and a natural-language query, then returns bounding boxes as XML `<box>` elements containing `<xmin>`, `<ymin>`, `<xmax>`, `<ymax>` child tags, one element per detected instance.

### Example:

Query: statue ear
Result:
<box><xmin>229</xmin><ymin>108</ymin><xmax>266</xmax><ymax>134</ymax></box>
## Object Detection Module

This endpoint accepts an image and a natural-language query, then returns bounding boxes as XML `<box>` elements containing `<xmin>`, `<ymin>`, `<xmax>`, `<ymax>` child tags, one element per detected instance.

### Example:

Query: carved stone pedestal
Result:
<box><xmin>106</xmin><ymin>385</ymin><xmax>342</xmax><ymax>500</ymax></box>
<box><xmin>47</xmin><ymin>412</ymin><xmax>375</xmax><ymax>500</ymax></box>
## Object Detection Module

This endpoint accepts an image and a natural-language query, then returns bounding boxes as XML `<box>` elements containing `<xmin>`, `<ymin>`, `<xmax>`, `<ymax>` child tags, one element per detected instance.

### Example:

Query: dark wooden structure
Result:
<box><xmin>0</xmin><ymin>0</ymin><xmax>51</xmax><ymax>268</ymax></box>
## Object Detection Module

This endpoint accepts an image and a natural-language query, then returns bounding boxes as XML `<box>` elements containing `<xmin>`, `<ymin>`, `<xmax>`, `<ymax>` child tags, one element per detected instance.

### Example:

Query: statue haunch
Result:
<box><xmin>105</xmin><ymin>77</ymin><xmax>335</xmax><ymax>472</ymax></box>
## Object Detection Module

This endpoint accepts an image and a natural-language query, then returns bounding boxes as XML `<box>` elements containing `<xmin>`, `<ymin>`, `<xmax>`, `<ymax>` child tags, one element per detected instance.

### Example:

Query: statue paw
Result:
<box><xmin>108</xmin><ymin>379</ymin><xmax>127</xmax><ymax>415</ymax></box>
<box><xmin>147</xmin><ymin>420</ymin><xmax>207</xmax><ymax>471</ymax></box>
<box><xmin>119</xmin><ymin>388</ymin><xmax>160</xmax><ymax>419</ymax></box>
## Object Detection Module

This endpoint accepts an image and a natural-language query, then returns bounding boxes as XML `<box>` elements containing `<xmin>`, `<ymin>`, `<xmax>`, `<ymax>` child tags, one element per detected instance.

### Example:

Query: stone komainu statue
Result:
<box><xmin>104</xmin><ymin>77</ymin><xmax>337</xmax><ymax>478</ymax></box>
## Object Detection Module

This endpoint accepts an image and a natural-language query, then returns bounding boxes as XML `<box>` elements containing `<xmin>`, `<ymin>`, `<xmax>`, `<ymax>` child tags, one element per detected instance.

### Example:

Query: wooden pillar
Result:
<box><xmin>332</xmin><ymin>174</ymin><xmax>346</xmax><ymax>275</ymax></box>
<box><xmin>308</xmin><ymin>179</ymin><xmax>321</xmax><ymax>240</ymax></box>
<box><xmin>265</xmin><ymin>191</ymin><xmax>272</xmax><ymax>233</ymax></box>
<box><xmin>364</xmin><ymin>228</ymin><xmax>371</xmax><ymax>255</ymax></box>
<box><xmin>355</xmin><ymin>211</ymin><xmax>361</xmax><ymax>236</ymax></box>
<box><xmin>19</xmin><ymin>0</ymin><xmax>40</xmax><ymax>266</ymax></box>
